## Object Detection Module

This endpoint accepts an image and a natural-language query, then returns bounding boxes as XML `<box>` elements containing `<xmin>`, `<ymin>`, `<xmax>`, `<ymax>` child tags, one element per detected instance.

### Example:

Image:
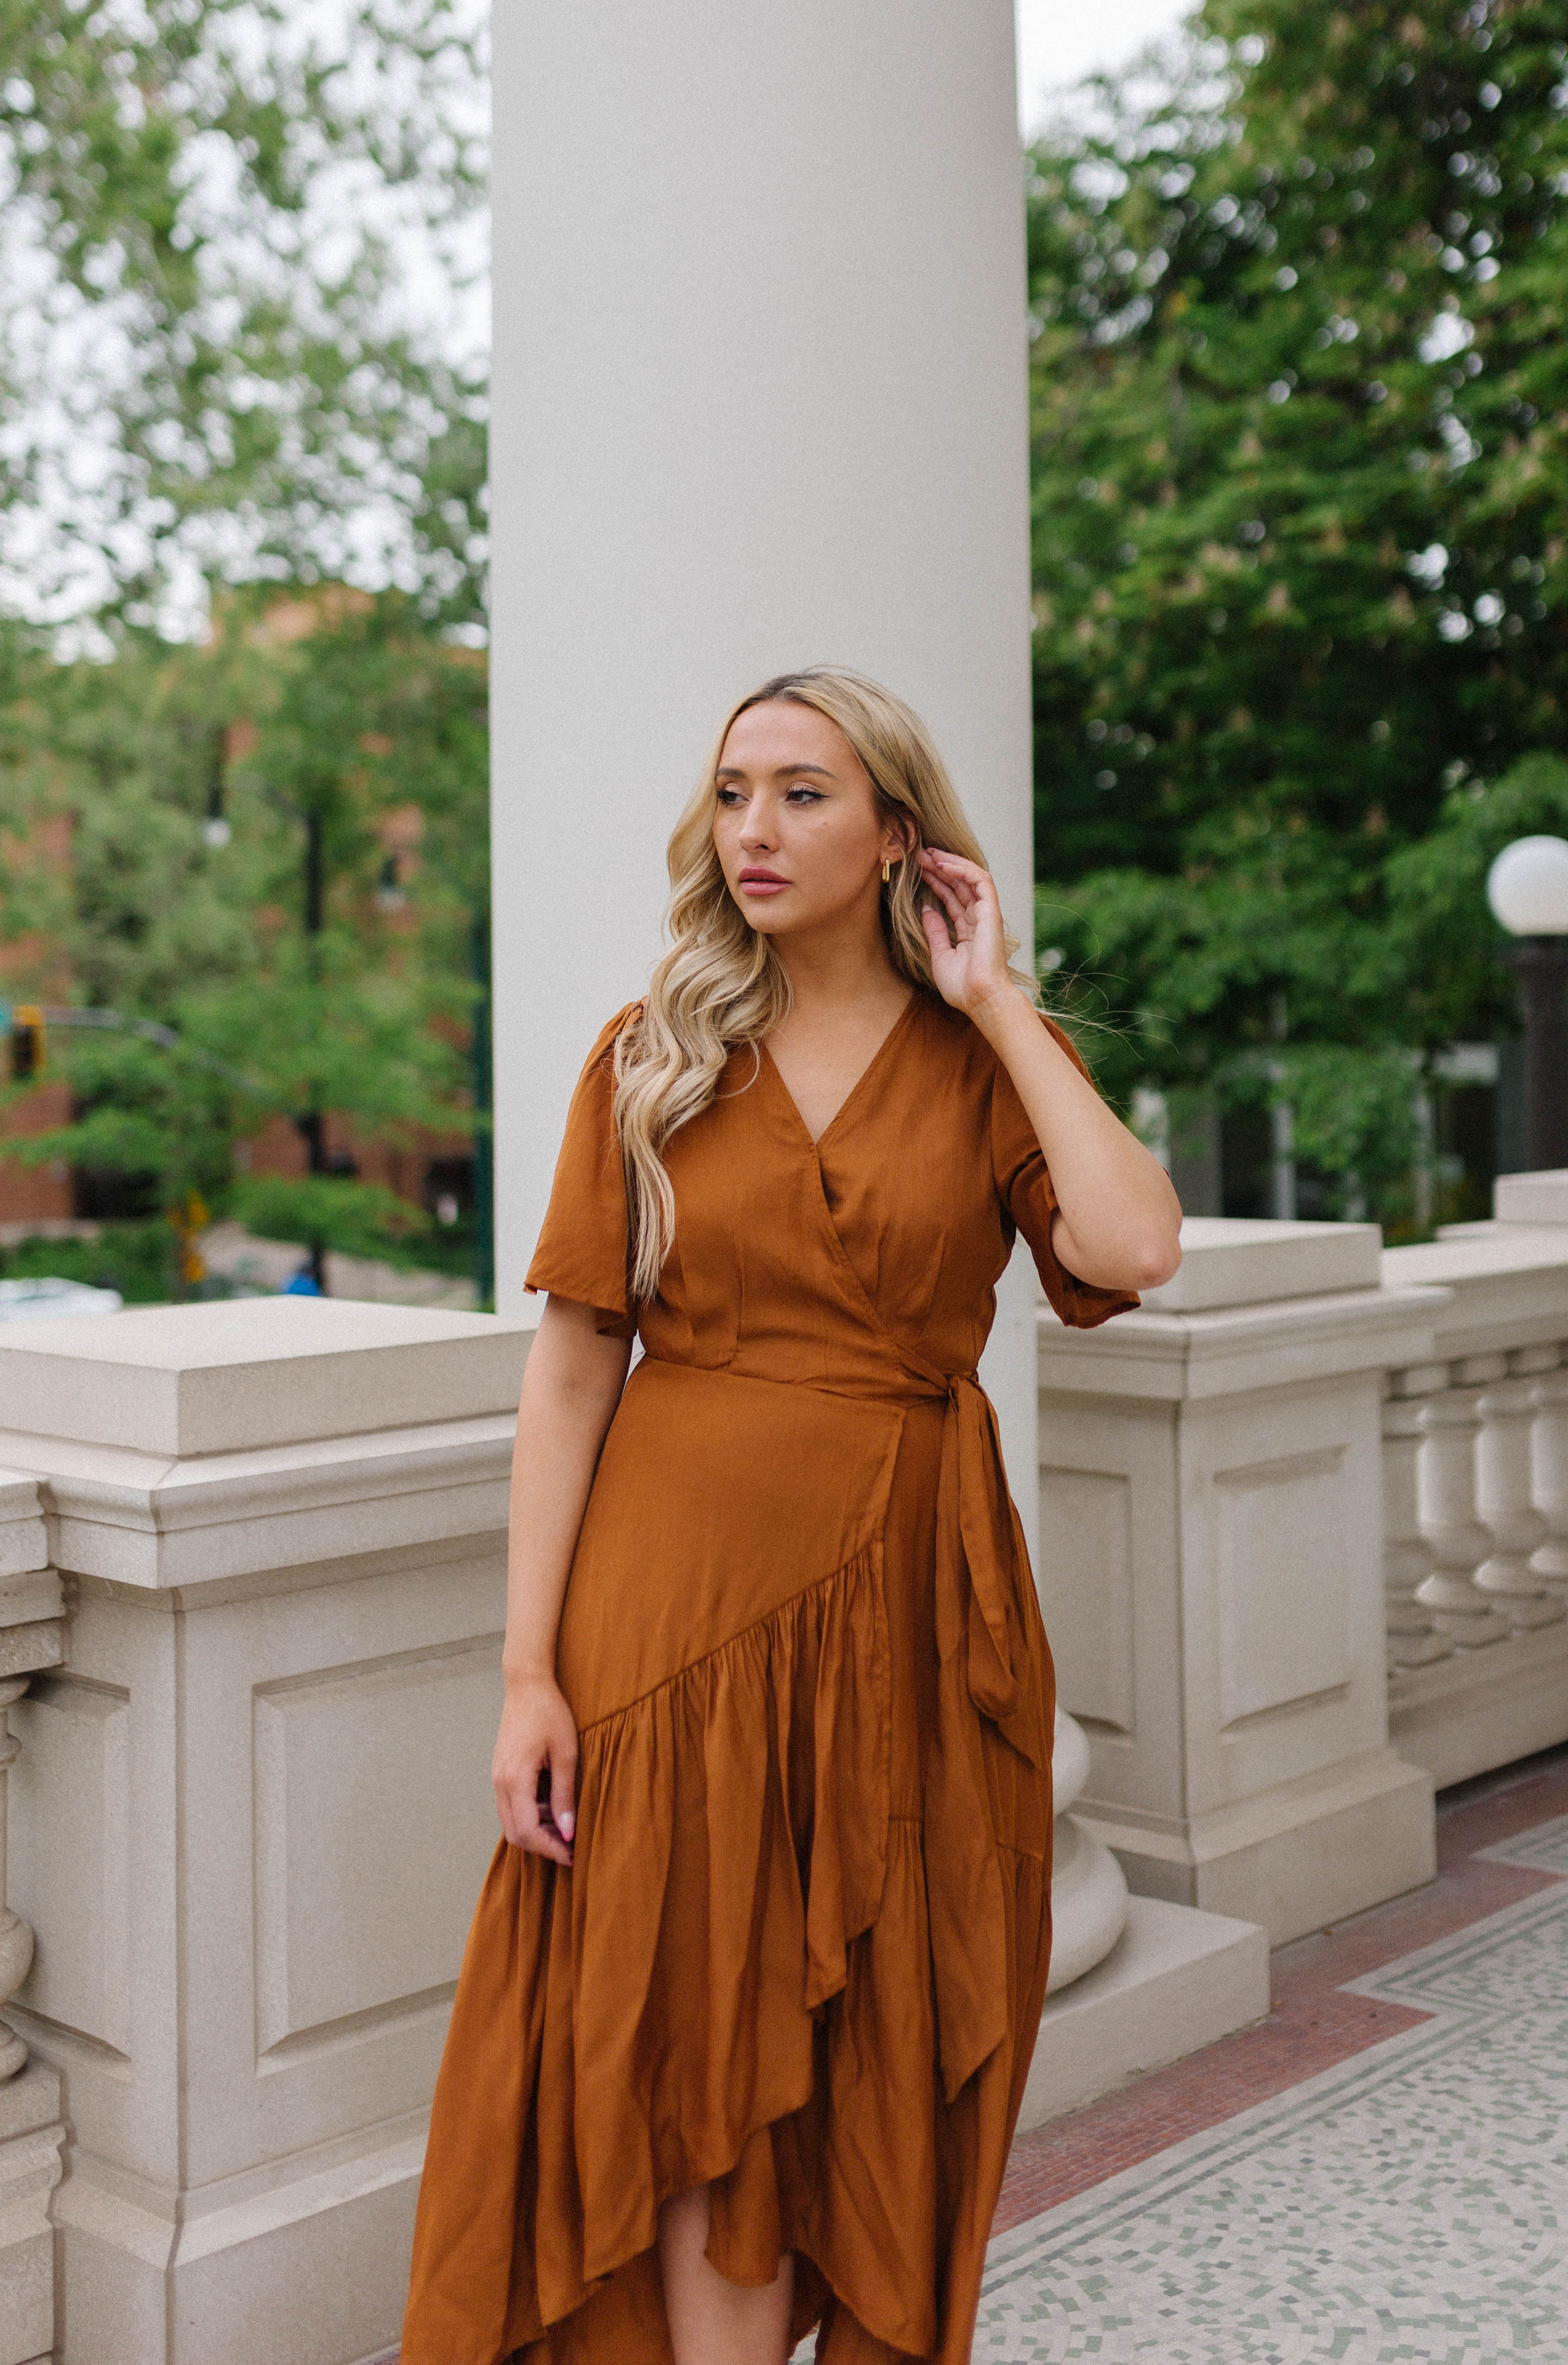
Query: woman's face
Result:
<box><xmin>712</xmin><ymin>700</ymin><xmax>910</xmax><ymax>942</ymax></box>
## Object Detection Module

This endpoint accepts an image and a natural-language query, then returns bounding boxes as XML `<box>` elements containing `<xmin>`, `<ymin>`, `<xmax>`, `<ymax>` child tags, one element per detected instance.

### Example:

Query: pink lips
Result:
<box><xmin>738</xmin><ymin>869</ymin><xmax>789</xmax><ymax>896</ymax></box>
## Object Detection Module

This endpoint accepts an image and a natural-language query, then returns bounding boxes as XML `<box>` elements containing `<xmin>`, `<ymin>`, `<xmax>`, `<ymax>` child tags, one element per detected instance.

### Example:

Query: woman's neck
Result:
<box><xmin>772</xmin><ymin>923</ymin><xmax>910</xmax><ymax>1027</ymax></box>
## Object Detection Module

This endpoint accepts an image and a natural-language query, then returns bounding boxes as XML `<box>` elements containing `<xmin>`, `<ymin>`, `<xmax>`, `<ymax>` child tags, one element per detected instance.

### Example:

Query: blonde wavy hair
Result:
<box><xmin>613</xmin><ymin>666</ymin><xmax>1036</xmax><ymax>1303</ymax></box>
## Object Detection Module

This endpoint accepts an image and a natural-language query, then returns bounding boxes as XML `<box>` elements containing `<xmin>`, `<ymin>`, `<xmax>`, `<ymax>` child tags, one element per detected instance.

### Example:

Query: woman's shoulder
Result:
<box><xmin>580</xmin><ymin>999</ymin><xmax>646</xmax><ymax>1071</ymax></box>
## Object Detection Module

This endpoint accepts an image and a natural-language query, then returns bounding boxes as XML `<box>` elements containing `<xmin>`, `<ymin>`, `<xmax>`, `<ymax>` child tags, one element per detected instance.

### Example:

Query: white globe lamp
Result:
<box><xmin>1487</xmin><ymin>835</ymin><xmax>1568</xmax><ymax>1172</ymax></box>
<box><xmin>1486</xmin><ymin>836</ymin><xmax>1568</xmax><ymax>937</ymax></box>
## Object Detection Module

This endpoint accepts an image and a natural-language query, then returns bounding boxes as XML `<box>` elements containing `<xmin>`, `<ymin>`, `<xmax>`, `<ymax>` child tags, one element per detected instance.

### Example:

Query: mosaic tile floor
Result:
<box><xmin>977</xmin><ymin>1789</ymin><xmax>1568</xmax><ymax>2362</ymax></box>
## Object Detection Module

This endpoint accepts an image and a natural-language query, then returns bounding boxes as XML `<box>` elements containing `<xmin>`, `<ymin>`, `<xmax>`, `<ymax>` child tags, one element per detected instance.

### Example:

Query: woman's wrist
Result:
<box><xmin>502</xmin><ymin>1658</ymin><xmax>558</xmax><ymax>1694</ymax></box>
<box><xmin>967</xmin><ymin>981</ymin><xmax>1039</xmax><ymax>1056</ymax></box>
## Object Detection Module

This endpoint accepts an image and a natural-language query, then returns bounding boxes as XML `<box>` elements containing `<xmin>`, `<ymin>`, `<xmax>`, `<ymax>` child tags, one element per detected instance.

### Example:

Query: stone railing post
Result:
<box><xmin>0</xmin><ymin>1299</ymin><xmax>532</xmax><ymax>2365</ymax></box>
<box><xmin>0</xmin><ymin>1467</ymin><xmax>68</xmax><ymax>2365</ymax></box>
<box><xmin>1415</xmin><ymin>1367</ymin><xmax>1512</xmax><ymax>1650</ymax></box>
<box><xmin>1474</xmin><ymin>1349</ymin><xmax>1564</xmax><ymax>1633</ymax></box>
<box><xmin>1528</xmin><ymin>1357</ymin><xmax>1568</xmax><ymax>1599</ymax></box>
<box><xmin>1381</xmin><ymin>1370</ymin><xmax>1453</xmax><ymax>1670</ymax></box>
<box><xmin>1037</xmin><ymin>1216</ymin><xmax>1442</xmax><ymax>1948</ymax></box>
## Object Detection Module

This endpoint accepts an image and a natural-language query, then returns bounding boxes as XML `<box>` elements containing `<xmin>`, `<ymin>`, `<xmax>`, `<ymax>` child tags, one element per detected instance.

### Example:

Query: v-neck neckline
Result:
<box><xmin>761</xmin><ymin>991</ymin><xmax>921</xmax><ymax>1152</ymax></box>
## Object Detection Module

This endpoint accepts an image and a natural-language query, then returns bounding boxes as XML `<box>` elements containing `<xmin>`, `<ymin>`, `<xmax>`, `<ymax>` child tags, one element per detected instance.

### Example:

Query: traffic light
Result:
<box><xmin>7</xmin><ymin>1005</ymin><xmax>46</xmax><ymax>1080</ymax></box>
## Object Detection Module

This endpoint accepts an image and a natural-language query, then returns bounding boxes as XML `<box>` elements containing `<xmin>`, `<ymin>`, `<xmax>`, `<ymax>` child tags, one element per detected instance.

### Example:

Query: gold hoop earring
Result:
<box><xmin>881</xmin><ymin>859</ymin><xmax>891</xmax><ymax>885</ymax></box>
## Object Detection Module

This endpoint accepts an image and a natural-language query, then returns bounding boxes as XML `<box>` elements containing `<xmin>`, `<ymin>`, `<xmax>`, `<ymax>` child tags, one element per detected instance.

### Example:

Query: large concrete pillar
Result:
<box><xmin>490</xmin><ymin>1</ymin><xmax>1038</xmax><ymax>1502</ymax></box>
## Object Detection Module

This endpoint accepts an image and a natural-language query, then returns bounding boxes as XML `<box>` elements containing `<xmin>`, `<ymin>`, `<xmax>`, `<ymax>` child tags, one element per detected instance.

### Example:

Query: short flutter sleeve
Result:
<box><xmin>524</xmin><ymin>1004</ymin><xmax>641</xmax><ymax>1339</ymax></box>
<box><xmin>991</xmin><ymin>1011</ymin><xmax>1141</xmax><ymax>1332</ymax></box>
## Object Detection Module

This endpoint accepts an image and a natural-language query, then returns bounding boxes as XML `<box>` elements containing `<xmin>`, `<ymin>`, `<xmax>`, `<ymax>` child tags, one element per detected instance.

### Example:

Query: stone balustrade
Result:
<box><xmin>1379</xmin><ymin>1174</ymin><xmax>1568</xmax><ymax>1787</ymax></box>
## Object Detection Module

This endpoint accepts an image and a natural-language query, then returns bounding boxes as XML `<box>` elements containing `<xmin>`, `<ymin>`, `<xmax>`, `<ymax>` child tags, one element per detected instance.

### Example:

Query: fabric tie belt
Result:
<box><xmin>902</xmin><ymin>1363</ymin><xmax>1049</xmax><ymax>2102</ymax></box>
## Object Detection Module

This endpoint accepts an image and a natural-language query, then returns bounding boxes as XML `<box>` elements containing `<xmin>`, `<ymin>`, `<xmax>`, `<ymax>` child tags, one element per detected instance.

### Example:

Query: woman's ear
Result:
<box><xmin>881</xmin><ymin>813</ymin><xmax>920</xmax><ymax>866</ymax></box>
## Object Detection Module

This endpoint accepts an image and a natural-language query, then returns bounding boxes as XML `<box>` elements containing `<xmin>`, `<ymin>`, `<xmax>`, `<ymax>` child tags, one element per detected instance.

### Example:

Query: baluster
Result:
<box><xmin>1529</xmin><ymin>1348</ymin><xmax>1568</xmax><ymax>1600</ymax></box>
<box><xmin>1416</xmin><ymin>1365</ymin><xmax>1511</xmax><ymax>1649</ymax></box>
<box><xmin>1382</xmin><ymin>1369</ymin><xmax>1453</xmax><ymax>1669</ymax></box>
<box><xmin>1474</xmin><ymin>1349</ymin><xmax>1565</xmax><ymax>1632</ymax></box>
<box><xmin>0</xmin><ymin>1675</ymin><xmax>35</xmax><ymax>2078</ymax></box>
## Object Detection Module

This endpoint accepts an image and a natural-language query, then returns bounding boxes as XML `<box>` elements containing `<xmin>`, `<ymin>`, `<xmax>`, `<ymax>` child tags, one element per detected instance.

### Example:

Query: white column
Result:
<box><xmin>489</xmin><ymin>3</ymin><xmax>1038</xmax><ymax>1484</ymax></box>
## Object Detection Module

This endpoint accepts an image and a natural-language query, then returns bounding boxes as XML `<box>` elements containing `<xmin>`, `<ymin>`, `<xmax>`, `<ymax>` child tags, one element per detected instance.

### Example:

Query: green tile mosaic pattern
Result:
<box><xmin>977</xmin><ymin>1818</ymin><xmax>1568</xmax><ymax>2362</ymax></box>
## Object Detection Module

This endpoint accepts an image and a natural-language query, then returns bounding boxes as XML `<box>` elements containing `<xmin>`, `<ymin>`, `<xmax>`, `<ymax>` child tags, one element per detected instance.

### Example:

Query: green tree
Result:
<box><xmin>1028</xmin><ymin>0</ymin><xmax>1568</xmax><ymax>1216</ymax></box>
<box><xmin>0</xmin><ymin>592</ymin><xmax>488</xmax><ymax>1286</ymax></box>
<box><xmin>0</xmin><ymin>4</ymin><xmax>491</xmax><ymax>1289</ymax></box>
<box><xmin>0</xmin><ymin>0</ymin><xmax>488</xmax><ymax>630</ymax></box>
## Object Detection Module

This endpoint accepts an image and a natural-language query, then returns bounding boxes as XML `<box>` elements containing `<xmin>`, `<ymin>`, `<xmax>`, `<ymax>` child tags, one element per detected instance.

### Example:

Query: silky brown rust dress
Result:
<box><xmin>401</xmin><ymin>989</ymin><xmax>1134</xmax><ymax>2365</ymax></box>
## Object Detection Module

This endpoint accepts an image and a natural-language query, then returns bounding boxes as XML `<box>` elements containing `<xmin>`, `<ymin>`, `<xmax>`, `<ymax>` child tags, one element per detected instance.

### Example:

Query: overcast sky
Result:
<box><xmin>1015</xmin><ymin>0</ymin><xmax>1195</xmax><ymax>132</ymax></box>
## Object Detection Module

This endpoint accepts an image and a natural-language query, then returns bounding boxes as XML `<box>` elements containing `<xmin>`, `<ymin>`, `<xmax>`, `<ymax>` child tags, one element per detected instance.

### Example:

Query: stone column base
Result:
<box><xmin>1078</xmin><ymin>1747</ymin><xmax>1436</xmax><ymax>1946</ymax></box>
<box><xmin>48</xmin><ymin>2119</ymin><xmax>422</xmax><ymax>2365</ymax></box>
<box><xmin>0</xmin><ymin>2061</ymin><xmax>64</xmax><ymax>2365</ymax></box>
<box><xmin>1018</xmin><ymin>1895</ymin><xmax>1269</xmax><ymax>2131</ymax></box>
<box><xmin>1389</xmin><ymin>1619</ymin><xmax>1568</xmax><ymax>1790</ymax></box>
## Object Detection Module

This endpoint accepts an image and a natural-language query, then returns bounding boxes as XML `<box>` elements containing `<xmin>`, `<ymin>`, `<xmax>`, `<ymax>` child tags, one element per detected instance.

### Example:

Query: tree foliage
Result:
<box><xmin>1029</xmin><ymin>0</ymin><xmax>1568</xmax><ymax>1213</ymax></box>
<box><xmin>0</xmin><ymin>0</ymin><xmax>488</xmax><ymax>631</ymax></box>
<box><xmin>0</xmin><ymin>591</ymin><xmax>488</xmax><ymax>1255</ymax></box>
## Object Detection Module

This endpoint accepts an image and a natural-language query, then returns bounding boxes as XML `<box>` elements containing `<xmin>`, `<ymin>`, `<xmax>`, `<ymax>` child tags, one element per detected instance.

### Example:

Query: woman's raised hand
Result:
<box><xmin>918</xmin><ymin>848</ymin><xmax>1016</xmax><ymax>1019</ymax></box>
<box><xmin>492</xmin><ymin>1672</ymin><xmax>578</xmax><ymax>1865</ymax></box>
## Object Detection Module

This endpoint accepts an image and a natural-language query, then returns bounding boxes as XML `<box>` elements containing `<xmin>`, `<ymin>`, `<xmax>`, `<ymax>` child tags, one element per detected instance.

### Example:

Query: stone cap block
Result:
<box><xmin>1139</xmin><ymin>1217</ymin><xmax>1382</xmax><ymax>1312</ymax></box>
<box><xmin>0</xmin><ymin>1297</ymin><xmax>537</xmax><ymax>1457</ymax></box>
<box><xmin>1492</xmin><ymin>1169</ymin><xmax>1568</xmax><ymax>1225</ymax></box>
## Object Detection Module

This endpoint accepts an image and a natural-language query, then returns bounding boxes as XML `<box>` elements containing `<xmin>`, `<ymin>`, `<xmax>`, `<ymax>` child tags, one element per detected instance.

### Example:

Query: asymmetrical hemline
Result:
<box><xmin>400</xmin><ymin>991</ymin><xmax>1134</xmax><ymax>2365</ymax></box>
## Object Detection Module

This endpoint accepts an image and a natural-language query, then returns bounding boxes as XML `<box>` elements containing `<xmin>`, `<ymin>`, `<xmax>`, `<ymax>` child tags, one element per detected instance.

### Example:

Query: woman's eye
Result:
<box><xmin>716</xmin><ymin>787</ymin><xmax>742</xmax><ymax>806</ymax></box>
<box><xmin>785</xmin><ymin>787</ymin><xmax>823</xmax><ymax>805</ymax></box>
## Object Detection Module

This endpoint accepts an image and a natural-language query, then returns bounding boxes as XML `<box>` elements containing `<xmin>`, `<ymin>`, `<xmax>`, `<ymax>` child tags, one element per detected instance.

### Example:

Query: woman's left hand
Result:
<box><xmin>918</xmin><ymin>848</ymin><xmax>1015</xmax><ymax>1019</ymax></box>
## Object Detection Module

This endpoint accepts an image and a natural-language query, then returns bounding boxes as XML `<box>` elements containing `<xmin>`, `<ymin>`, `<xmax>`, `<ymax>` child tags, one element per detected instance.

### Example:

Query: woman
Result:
<box><xmin>401</xmin><ymin>669</ymin><xmax>1181</xmax><ymax>2365</ymax></box>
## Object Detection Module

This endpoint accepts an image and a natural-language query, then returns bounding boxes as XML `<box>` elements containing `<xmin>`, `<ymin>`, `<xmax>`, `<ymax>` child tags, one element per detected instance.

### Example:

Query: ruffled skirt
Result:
<box><xmin>400</xmin><ymin>1366</ymin><xmax>1055</xmax><ymax>2364</ymax></box>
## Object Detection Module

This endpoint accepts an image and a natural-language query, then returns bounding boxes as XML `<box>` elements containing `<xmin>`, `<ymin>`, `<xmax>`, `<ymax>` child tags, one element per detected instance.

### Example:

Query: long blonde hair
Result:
<box><xmin>614</xmin><ymin>666</ymin><xmax>1034</xmax><ymax>1303</ymax></box>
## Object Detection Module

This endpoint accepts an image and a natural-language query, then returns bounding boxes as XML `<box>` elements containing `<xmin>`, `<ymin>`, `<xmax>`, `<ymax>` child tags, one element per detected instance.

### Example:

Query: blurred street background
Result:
<box><xmin>2</xmin><ymin>0</ymin><xmax>1567</xmax><ymax>1301</ymax></box>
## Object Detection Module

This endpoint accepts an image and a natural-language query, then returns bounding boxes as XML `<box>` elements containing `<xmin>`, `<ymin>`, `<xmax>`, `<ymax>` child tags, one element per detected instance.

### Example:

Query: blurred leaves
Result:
<box><xmin>0</xmin><ymin>0</ymin><xmax>489</xmax><ymax>629</ymax></box>
<box><xmin>0</xmin><ymin>588</ymin><xmax>488</xmax><ymax>1229</ymax></box>
<box><xmin>1029</xmin><ymin>0</ymin><xmax>1568</xmax><ymax>1215</ymax></box>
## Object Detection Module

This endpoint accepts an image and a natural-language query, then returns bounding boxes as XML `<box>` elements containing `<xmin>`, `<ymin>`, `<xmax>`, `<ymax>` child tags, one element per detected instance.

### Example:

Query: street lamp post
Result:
<box><xmin>1487</xmin><ymin>835</ymin><xmax>1568</xmax><ymax>1172</ymax></box>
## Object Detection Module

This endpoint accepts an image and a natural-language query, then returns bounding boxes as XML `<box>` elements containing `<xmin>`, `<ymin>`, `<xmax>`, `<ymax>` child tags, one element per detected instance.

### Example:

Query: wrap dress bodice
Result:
<box><xmin>401</xmin><ymin>988</ymin><xmax>1134</xmax><ymax>2365</ymax></box>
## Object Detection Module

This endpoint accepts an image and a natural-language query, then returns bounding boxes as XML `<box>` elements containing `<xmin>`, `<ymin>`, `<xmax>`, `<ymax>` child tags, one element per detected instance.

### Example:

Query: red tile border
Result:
<box><xmin>993</xmin><ymin>1748</ymin><xmax>1568</xmax><ymax>2234</ymax></box>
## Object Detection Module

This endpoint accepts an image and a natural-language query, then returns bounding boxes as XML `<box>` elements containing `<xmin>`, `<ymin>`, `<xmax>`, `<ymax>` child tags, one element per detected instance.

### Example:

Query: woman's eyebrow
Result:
<box><xmin>714</xmin><ymin>761</ymin><xmax>835</xmax><ymax>783</ymax></box>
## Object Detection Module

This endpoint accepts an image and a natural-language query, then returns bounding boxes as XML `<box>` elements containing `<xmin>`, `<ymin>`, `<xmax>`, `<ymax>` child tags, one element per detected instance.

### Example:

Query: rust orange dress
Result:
<box><xmin>401</xmin><ymin>990</ymin><xmax>1133</xmax><ymax>2365</ymax></box>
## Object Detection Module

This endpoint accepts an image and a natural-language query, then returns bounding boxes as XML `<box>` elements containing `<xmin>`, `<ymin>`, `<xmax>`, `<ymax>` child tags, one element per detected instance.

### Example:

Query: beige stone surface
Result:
<box><xmin>0</xmin><ymin>1296</ymin><xmax>534</xmax><ymax>1456</ymax></box>
<box><xmin>1491</xmin><ymin>1168</ymin><xmax>1568</xmax><ymax>1225</ymax></box>
<box><xmin>1390</xmin><ymin>1618</ymin><xmax>1568</xmax><ymax>1789</ymax></box>
<box><xmin>1142</xmin><ymin>1216</ymin><xmax>1382</xmax><ymax>1312</ymax></box>
<box><xmin>1018</xmin><ymin>1896</ymin><xmax>1269</xmax><ymax>2131</ymax></box>
<box><xmin>0</xmin><ymin>2062</ymin><xmax>64</xmax><ymax>2365</ymax></box>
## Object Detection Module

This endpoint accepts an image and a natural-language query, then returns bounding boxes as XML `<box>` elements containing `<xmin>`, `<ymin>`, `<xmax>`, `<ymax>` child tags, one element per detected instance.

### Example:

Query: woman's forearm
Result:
<box><xmin>974</xmin><ymin>990</ymin><xmax>1183</xmax><ymax>1293</ymax></box>
<box><xmin>502</xmin><ymin>1297</ymin><xmax>632</xmax><ymax>1686</ymax></box>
